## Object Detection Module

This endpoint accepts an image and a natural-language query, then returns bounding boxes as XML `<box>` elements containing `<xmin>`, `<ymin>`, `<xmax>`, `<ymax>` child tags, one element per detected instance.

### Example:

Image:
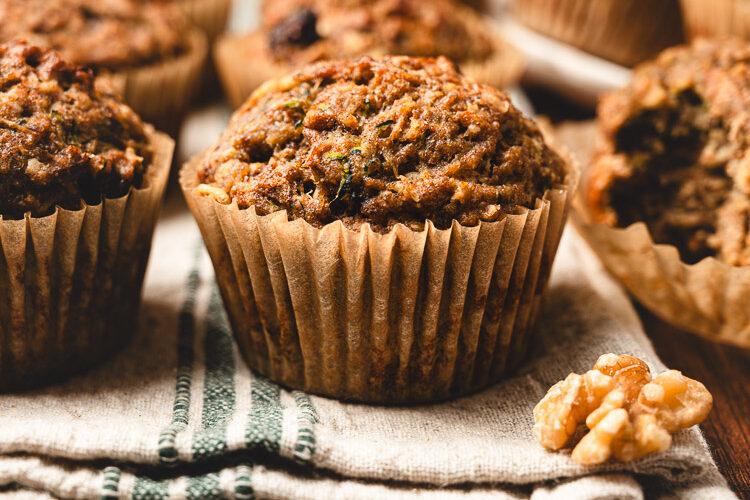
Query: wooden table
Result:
<box><xmin>641</xmin><ymin>308</ymin><xmax>750</xmax><ymax>499</ymax></box>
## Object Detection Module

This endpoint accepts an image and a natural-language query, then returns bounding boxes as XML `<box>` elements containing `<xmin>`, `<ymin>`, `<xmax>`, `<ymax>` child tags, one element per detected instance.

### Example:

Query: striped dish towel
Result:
<box><xmin>0</xmin><ymin>209</ymin><xmax>737</xmax><ymax>500</ymax></box>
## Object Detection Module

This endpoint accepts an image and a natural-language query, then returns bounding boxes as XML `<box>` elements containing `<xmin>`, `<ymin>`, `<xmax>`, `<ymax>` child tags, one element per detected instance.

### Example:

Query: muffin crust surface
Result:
<box><xmin>198</xmin><ymin>56</ymin><xmax>566</xmax><ymax>231</ymax></box>
<box><xmin>0</xmin><ymin>0</ymin><xmax>188</xmax><ymax>71</ymax></box>
<box><xmin>0</xmin><ymin>41</ymin><xmax>152</xmax><ymax>218</ymax></box>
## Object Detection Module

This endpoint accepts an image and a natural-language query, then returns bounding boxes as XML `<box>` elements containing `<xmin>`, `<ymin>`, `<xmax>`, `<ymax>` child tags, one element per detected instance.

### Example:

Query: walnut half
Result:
<box><xmin>533</xmin><ymin>354</ymin><xmax>713</xmax><ymax>465</ymax></box>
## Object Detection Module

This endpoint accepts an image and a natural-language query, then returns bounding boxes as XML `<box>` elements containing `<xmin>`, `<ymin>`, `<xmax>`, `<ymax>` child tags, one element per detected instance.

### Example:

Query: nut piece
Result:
<box><xmin>533</xmin><ymin>354</ymin><xmax>713</xmax><ymax>465</ymax></box>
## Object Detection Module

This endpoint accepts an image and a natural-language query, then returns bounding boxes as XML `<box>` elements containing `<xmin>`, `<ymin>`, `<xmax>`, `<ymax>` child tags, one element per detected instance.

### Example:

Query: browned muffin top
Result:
<box><xmin>261</xmin><ymin>0</ymin><xmax>495</xmax><ymax>65</ymax></box>
<box><xmin>196</xmin><ymin>56</ymin><xmax>566</xmax><ymax>232</ymax></box>
<box><xmin>588</xmin><ymin>39</ymin><xmax>750</xmax><ymax>266</ymax></box>
<box><xmin>0</xmin><ymin>41</ymin><xmax>152</xmax><ymax>219</ymax></box>
<box><xmin>0</xmin><ymin>0</ymin><xmax>188</xmax><ymax>72</ymax></box>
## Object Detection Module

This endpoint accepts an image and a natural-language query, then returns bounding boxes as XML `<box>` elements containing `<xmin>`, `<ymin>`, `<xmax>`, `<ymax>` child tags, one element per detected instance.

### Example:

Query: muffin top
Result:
<box><xmin>0</xmin><ymin>41</ymin><xmax>152</xmax><ymax>219</ymax></box>
<box><xmin>0</xmin><ymin>0</ymin><xmax>188</xmax><ymax>72</ymax></box>
<box><xmin>196</xmin><ymin>56</ymin><xmax>566</xmax><ymax>232</ymax></box>
<box><xmin>260</xmin><ymin>0</ymin><xmax>495</xmax><ymax>65</ymax></box>
<box><xmin>588</xmin><ymin>39</ymin><xmax>750</xmax><ymax>265</ymax></box>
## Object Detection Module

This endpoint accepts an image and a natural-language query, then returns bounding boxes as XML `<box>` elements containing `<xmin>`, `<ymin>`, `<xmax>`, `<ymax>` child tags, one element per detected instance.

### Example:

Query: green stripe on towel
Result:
<box><xmin>246</xmin><ymin>376</ymin><xmax>282</xmax><ymax>453</ymax></box>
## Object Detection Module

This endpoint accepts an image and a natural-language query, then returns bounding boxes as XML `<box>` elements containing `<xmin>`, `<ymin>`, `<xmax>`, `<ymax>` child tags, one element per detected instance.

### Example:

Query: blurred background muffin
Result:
<box><xmin>0</xmin><ymin>41</ymin><xmax>173</xmax><ymax>390</ymax></box>
<box><xmin>587</xmin><ymin>39</ymin><xmax>750</xmax><ymax>266</ymax></box>
<box><xmin>512</xmin><ymin>0</ymin><xmax>685</xmax><ymax>67</ymax></box>
<box><xmin>181</xmin><ymin>55</ymin><xmax>575</xmax><ymax>403</ymax></box>
<box><xmin>215</xmin><ymin>0</ymin><xmax>523</xmax><ymax>107</ymax></box>
<box><xmin>575</xmin><ymin>38</ymin><xmax>750</xmax><ymax>347</ymax></box>
<box><xmin>0</xmin><ymin>0</ymin><xmax>208</xmax><ymax>130</ymax></box>
<box><xmin>680</xmin><ymin>0</ymin><xmax>750</xmax><ymax>40</ymax></box>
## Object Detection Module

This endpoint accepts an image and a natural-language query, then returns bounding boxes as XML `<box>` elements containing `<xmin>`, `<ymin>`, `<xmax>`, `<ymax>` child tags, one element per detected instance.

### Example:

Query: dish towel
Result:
<box><xmin>0</xmin><ymin>209</ymin><xmax>737</xmax><ymax>500</ymax></box>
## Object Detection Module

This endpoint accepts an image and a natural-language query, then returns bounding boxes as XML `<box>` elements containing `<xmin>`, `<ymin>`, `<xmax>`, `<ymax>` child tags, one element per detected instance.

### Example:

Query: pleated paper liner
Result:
<box><xmin>214</xmin><ymin>29</ymin><xmax>525</xmax><ymax>110</ymax></box>
<box><xmin>107</xmin><ymin>29</ymin><xmax>208</xmax><ymax>132</ymax></box>
<box><xmin>0</xmin><ymin>129</ymin><xmax>174</xmax><ymax>391</ymax></box>
<box><xmin>512</xmin><ymin>0</ymin><xmax>685</xmax><ymax>67</ymax></box>
<box><xmin>680</xmin><ymin>0</ymin><xmax>750</xmax><ymax>40</ymax></box>
<box><xmin>554</xmin><ymin>120</ymin><xmax>750</xmax><ymax>349</ymax></box>
<box><xmin>180</xmin><ymin>156</ymin><xmax>577</xmax><ymax>404</ymax></box>
<box><xmin>174</xmin><ymin>0</ymin><xmax>232</xmax><ymax>43</ymax></box>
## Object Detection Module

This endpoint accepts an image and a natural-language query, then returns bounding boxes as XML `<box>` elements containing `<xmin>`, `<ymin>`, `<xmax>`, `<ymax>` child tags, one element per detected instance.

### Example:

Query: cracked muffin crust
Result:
<box><xmin>0</xmin><ymin>0</ymin><xmax>189</xmax><ymax>72</ymax></box>
<box><xmin>196</xmin><ymin>56</ymin><xmax>566</xmax><ymax>232</ymax></box>
<box><xmin>259</xmin><ymin>0</ymin><xmax>496</xmax><ymax>66</ymax></box>
<box><xmin>0</xmin><ymin>41</ymin><xmax>152</xmax><ymax>218</ymax></box>
<box><xmin>588</xmin><ymin>39</ymin><xmax>750</xmax><ymax>266</ymax></box>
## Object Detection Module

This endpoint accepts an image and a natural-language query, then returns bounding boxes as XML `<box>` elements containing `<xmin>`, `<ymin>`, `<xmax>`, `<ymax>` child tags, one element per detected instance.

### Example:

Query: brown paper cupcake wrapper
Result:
<box><xmin>680</xmin><ymin>0</ymin><xmax>750</xmax><ymax>40</ymax></box>
<box><xmin>175</xmin><ymin>0</ymin><xmax>232</xmax><ymax>43</ymax></box>
<box><xmin>107</xmin><ymin>30</ymin><xmax>208</xmax><ymax>129</ymax></box>
<box><xmin>555</xmin><ymin>121</ymin><xmax>750</xmax><ymax>349</ymax></box>
<box><xmin>513</xmin><ymin>0</ymin><xmax>685</xmax><ymax>67</ymax></box>
<box><xmin>180</xmin><ymin>157</ymin><xmax>577</xmax><ymax>404</ymax></box>
<box><xmin>214</xmin><ymin>30</ymin><xmax>525</xmax><ymax>110</ymax></box>
<box><xmin>0</xmin><ymin>129</ymin><xmax>174</xmax><ymax>391</ymax></box>
<box><xmin>461</xmin><ymin>31</ymin><xmax>525</xmax><ymax>90</ymax></box>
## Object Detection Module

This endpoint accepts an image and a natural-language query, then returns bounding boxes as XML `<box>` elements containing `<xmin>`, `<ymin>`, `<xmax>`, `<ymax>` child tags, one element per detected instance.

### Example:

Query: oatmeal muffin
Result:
<box><xmin>0</xmin><ymin>0</ymin><xmax>207</xmax><ymax>126</ymax></box>
<box><xmin>0</xmin><ymin>41</ymin><xmax>173</xmax><ymax>390</ymax></box>
<box><xmin>215</xmin><ymin>0</ymin><xmax>523</xmax><ymax>107</ymax></box>
<box><xmin>588</xmin><ymin>39</ymin><xmax>750</xmax><ymax>266</ymax></box>
<box><xmin>513</xmin><ymin>0</ymin><xmax>685</xmax><ymax>67</ymax></box>
<box><xmin>182</xmin><ymin>56</ymin><xmax>576</xmax><ymax>403</ymax></box>
<box><xmin>141</xmin><ymin>0</ymin><xmax>232</xmax><ymax>43</ymax></box>
<box><xmin>680</xmin><ymin>0</ymin><xmax>750</xmax><ymax>41</ymax></box>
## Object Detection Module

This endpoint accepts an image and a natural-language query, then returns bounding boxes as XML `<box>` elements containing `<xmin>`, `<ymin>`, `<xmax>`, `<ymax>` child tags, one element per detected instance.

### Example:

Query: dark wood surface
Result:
<box><xmin>639</xmin><ymin>306</ymin><xmax>750</xmax><ymax>499</ymax></box>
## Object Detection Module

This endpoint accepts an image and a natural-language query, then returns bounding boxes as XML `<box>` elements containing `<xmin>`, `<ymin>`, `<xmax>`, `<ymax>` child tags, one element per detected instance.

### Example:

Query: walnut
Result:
<box><xmin>533</xmin><ymin>354</ymin><xmax>713</xmax><ymax>465</ymax></box>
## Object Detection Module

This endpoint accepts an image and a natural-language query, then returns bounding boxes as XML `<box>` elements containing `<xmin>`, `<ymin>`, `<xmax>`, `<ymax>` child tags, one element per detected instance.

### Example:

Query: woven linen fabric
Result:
<box><xmin>0</xmin><ymin>208</ymin><xmax>737</xmax><ymax>500</ymax></box>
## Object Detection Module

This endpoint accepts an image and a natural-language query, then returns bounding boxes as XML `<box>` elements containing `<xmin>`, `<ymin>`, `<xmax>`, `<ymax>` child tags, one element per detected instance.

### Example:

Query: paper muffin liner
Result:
<box><xmin>513</xmin><ymin>0</ymin><xmax>685</xmax><ymax>67</ymax></box>
<box><xmin>180</xmin><ymin>156</ymin><xmax>577</xmax><ymax>404</ymax></box>
<box><xmin>174</xmin><ymin>0</ymin><xmax>232</xmax><ymax>43</ymax></box>
<box><xmin>107</xmin><ymin>29</ymin><xmax>208</xmax><ymax>131</ymax></box>
<box><xmin>680</xmin><ymin>0</ymin><xmax>750</xmax><ymax>40</ymax></box>
<box><xmin>555</xmin><ymin>121</ymin><xmax>750</xmax><ymax>349</ymax></box>
<box><xmin>0</xmin><ymin>129</ymin><xmax>174</xmax><ymax>391</ymax></box>
<box><xmin>460</xmin><ymin>31</ymin><xmax>526</xmax><ymax>90</ymax></box>
<box><xmin>214</xmin><ymin>30</ymin><xmax>525</xmax><ymax>110</ymax></box>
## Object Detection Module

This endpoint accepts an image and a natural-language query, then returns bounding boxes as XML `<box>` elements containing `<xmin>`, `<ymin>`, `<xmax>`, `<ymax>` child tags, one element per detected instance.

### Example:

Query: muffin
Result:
<box><xmin>181</xmin><ymin>56</ymin><xmax>576</xmax><ymax>404</ymax></box>
<box><xmin>215</xmin><ymin>0</ymin><xmax>523</xmax><ymax>107</ymax></box>
<box><xmin>512</xmin><ymin>0</ymin><xmax>685</xmax><ymax>67</ymax></box>
<box><xmin>149</xmin><ymin>0</ymin><xmax>233</xmax><ymax>43</ymax></box>
<box><xmin>680</xmin><ymin>0</ymin><xmax>750</xmax><ymax>41</ymax></box>
<box><xmin>579</xmin><ymin>39</ymin><xmax>750</xmax><ymax>347</ymax></box>
<box><xmin>0</xmin><ymin>41</ymin><xmax>173</xmax><ymax>390</ymax></box>
<box><xmin>0</xmin><ymin>0</ymin><xmax>208</xmax><ymax>128</ymax></box>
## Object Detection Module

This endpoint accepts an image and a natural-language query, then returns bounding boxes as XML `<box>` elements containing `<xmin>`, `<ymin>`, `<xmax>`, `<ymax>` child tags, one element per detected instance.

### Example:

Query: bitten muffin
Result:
<box><xmin>513</xmin><ymin>0</ymin><xmax>685</xmax><ymax>67</ymax></box>
<box><xmin>587</xmin><ymin>39</ymin><xmax>750</xmax><ymax>267</ymax></box>
<box><xmin>0</xmin><ymin>0</ymin><xmax>207</xmax><ymax>126</ymax></box>
<box><xmin>0</xmin><ymin>41</ymin><xmax>173</xmax><ymax>390</ymax></box>
<box><xmin>182</xmin><ymin>56</ymin><xmax>575</xmax><ymax>403</ymax></box>
<box><xmin>215</xmin><ymin>0</ymin><xmax>523</xmax><ymax>107</ymax></box>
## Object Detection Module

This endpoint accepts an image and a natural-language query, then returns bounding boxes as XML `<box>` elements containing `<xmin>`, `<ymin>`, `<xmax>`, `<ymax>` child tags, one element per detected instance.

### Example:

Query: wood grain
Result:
<box><xmin>640</xmin><ymin>305</ymin><xmax>750</xmax><ymax>499</ymax></box>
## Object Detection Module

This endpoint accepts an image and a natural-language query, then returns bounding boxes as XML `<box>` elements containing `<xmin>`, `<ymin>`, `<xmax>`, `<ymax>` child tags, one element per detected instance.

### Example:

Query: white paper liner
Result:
<box><xmin>180</xmin><ymin>155</ymin><xmax>577</xmax><ymax>404</ymax></box>
<box><xmin>0</xmin><ymin>129</ymin><xmax>174</xmax><ymax>391</ymax></box>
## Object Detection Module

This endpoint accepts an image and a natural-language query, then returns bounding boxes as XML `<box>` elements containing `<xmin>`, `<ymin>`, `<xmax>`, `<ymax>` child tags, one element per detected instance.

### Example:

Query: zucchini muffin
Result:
<box><xmin>0</xmin><ymin>0</ymin><xmax>207</xmax><ymax>126</ymax></box>
<box><xmin>0</xmin><ymin>41</ymin><xmax>172</xmax><ymax>390</ymax></box>
<box><xmin>216</xmin><ymin>0</ymin><xmax>523</xmax><ymax>107</ymax></box>
<box><xmin>588</xmin><ymin>39</ymin><xmax>750</xmax><ymax>266</ymax></box>
<box><xmin>182</xmin><ymin>56</ymin><xmax>575</xmax><ymax>403</ymax></box>
<box><xmin>513</xmin><ymin>0</ymin><xmax>685</xmax><ymax>67</ymax></box>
